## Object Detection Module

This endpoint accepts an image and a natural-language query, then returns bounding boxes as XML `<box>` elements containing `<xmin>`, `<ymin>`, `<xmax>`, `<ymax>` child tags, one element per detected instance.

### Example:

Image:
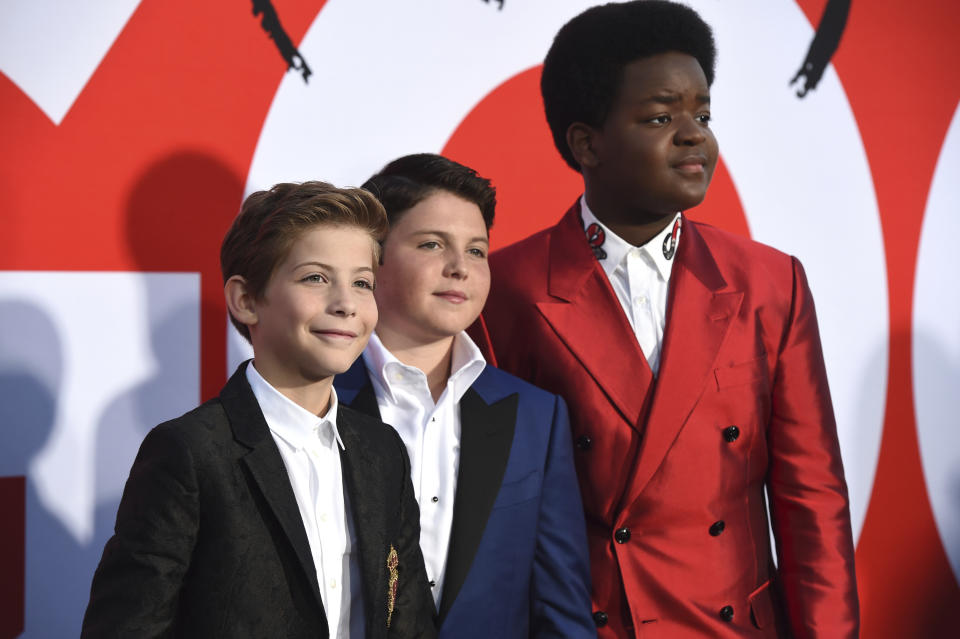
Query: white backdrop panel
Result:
<box><xmin>913</xmin><ymin>100</ymin><xmax>960</xmax><ymax>584</ymax></box>
<box><xmin>0</xmin><ymin>270</ymin><xmax>199</xmax><ymax>637</ymax></box>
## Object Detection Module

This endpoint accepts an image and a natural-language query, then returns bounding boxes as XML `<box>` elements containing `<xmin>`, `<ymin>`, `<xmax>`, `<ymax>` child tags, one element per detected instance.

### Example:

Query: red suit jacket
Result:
<box><xmin>475</xmin><ymin>202</ymin><xmax>859</xmax><ymax>638</ymax></box>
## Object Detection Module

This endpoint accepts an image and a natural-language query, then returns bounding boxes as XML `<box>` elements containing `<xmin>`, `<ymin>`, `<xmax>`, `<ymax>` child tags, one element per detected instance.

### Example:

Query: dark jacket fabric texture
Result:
<box><xmin>82</xmin><ymin>361</ymin><xmax>437</xmax><ymax>639</ymax></box>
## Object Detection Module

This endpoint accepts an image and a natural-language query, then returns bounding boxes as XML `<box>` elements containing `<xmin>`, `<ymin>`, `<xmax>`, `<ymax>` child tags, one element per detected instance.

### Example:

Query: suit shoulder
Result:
<box><xmin>149</xmin><ymin>397</ymin><xmax>229</xmax><ymax>445</ymax></box>
<box><xmin>689</xmin><ymin>219</ymin><xmax>793</xmax><ymax>264</ymax></box>
<box><xmin>487</xmin><ymin>225</ymin><xmax>558</xmax><ymax>308</ymax></box>
<box><xmin>490</xmin><ymin>224</ymin><xmax>554</xmax><ymax>270</ymax></box>
<box><xmin>476</xmin><ymin>365</ymin><xmax>561</xmax><ymax>406</ymax></box>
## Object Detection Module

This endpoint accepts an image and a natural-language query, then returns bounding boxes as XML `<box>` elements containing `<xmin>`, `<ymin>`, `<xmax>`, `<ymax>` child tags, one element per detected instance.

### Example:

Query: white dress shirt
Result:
<box><xmin>246</xmin><ymin>363</ymin><xmax>364</xmax><ymax>639</ymax></box>
<box><xmin>362</xmin><ymin>331</ymin><xmax>486</xmax><ymax>608</ymax></box>
<box><xmin>581</xmin><ymin>195</ymin><xmax>682</xmax><ymax>375</ymax></box>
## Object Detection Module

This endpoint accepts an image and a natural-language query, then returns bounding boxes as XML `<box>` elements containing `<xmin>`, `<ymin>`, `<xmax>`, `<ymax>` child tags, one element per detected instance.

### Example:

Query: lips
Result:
<box><xmin>312</xmin><ymin>328</ymin><xmax>358</xmax><ymax>339</ymax></box>
<box><xmin>673</xmin><ymin>154</ymin><xmax>708</xmax><ymax>173</ymax></box>
<box><xmin>434</xmin><ymin>290</ymin><xmax>468</xmax><ymax>304</ymax></box>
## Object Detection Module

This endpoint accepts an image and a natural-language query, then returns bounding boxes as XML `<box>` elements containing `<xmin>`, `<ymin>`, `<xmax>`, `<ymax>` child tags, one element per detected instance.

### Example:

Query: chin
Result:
<box><xmin>418</xmin><ymin>324</ymin><xmax>465</xmax><ymax>343</ymax></box>
<box><xmin>674</xmin><ymin>193</ymin><xmax>708</xmax><ymax>212</ymax></box>
<box><xmin>302</xmin><ymin>359</ymin><xmax>350</xmax><ymax>380</ymax></box>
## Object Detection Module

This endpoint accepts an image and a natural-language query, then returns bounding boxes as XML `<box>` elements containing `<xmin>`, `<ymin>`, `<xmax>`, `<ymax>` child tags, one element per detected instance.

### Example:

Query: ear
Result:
<box><xmin>224</xmin><ymin>275</ymin><xmax>259</xmax><ymax>329</ymax></box>
<box><xmin>566</xmin><ymin>122</ymin><xmax>601</xmax><ymax>170</ymax></box>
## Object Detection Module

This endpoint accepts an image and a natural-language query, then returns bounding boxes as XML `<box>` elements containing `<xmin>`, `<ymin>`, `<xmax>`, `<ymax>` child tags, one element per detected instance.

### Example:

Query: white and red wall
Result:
<box><xmin>1</xmin><ymin>1</ymin><xmax>957</xmax><ymax>636</ymax></box>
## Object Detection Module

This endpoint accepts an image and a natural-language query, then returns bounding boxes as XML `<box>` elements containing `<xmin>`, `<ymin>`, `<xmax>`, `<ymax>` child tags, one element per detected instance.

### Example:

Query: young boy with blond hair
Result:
<box><xmin>83</xmin><ymin>181</ymin><xmax>436</xmax><ymax>639</ymax></box>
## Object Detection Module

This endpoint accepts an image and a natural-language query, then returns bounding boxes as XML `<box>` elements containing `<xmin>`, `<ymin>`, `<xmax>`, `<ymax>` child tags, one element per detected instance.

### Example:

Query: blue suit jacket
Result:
<box><xmin>336</xmin><ymin>359</ymin><xmax>595</xmax><ymax>639</ymax></box>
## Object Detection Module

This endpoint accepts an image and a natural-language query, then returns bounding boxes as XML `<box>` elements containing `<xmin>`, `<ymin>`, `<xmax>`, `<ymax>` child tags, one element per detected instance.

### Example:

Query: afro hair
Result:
<box><xmin>542</xmin><ymin>1</ymin><xmax>716</xmax><ymax>171</ymax></box>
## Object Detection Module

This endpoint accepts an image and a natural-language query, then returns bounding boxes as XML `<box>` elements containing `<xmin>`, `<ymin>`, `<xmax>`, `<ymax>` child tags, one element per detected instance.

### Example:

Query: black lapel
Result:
<box><xmin>337</xmin><ymin>407</ymin><xmax>389</xmax><ymax>632</ymax></box>
<box><xmin>437</xmin><ymin>386</ymin><xmax>518</xmax><ymax>623</ymax></box>
<box><xmin>336</xmin><ymin>359</ymin><xmax>382</xmax><ymax>420</ymax></box>
<box><xmin>220</xmin><ymin>361</ymin><xmax>326</xmax><ymax>615</ymax></box>
<box><xmin>349</xmin><ymin>382</ymin><xmax>381</xmax><ymax>422</ymax></box>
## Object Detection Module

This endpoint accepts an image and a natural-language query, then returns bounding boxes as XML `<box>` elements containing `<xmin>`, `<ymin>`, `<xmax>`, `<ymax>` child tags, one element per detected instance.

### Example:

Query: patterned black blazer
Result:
<box><xmin>82</xmin><ymin>361</ymin><xmax>436</xmax><ymax>639</ymax></box>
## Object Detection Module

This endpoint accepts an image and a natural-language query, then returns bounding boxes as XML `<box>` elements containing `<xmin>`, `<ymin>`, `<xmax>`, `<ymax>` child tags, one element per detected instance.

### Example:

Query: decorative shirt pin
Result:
<box><xmin>662</xmin><ymin>218</ymin><xmax>681</xmax><ymax>260</ymax></box>
<box><xmin>585</xmin><ymin>223</ymin><xmax>607</xmax><ymax>260</ymax></box>
<box><xmin>386</xmin><ymin>545</ymin><xmax>399</xmax><ymax>628</ymax></box>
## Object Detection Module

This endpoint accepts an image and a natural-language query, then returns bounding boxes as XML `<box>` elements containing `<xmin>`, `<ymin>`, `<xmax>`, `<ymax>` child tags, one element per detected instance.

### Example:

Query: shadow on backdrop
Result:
<box><xmin>84</xmin><ymin>150</ymin><xmax>244</xmax><ymax>631</ymax></box>
<box><xmin>0</xmin><ymin>300</ymin><xmax>94</xmax><ymax>639</ymax></box>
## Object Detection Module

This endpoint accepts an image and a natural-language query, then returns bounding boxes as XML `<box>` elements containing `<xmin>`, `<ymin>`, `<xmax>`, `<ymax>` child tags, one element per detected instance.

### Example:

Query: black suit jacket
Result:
<box><xmin>82</xmin><ymin>362</ymin><xmax>437</xmax><ymax>639</ymax></box>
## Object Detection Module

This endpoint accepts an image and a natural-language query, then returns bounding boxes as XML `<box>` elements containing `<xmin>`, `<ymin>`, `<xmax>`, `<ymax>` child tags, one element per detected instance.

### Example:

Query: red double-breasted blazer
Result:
<box><xmin>474</xmin><ymin>202</ymin><xmax>859</xmax><ymax>638</ymax></box>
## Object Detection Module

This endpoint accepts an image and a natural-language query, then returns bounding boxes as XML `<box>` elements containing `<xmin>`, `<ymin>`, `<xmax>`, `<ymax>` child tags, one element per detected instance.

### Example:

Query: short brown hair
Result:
<box><xmin>221</xmin><ymin>181</ymin><xmax>388</xmax><ymax>340</ymax></box>
<box><xmin>362</xmin><ymin>153</ymin><xmax>496</xmax><ymax>230</ymax></box>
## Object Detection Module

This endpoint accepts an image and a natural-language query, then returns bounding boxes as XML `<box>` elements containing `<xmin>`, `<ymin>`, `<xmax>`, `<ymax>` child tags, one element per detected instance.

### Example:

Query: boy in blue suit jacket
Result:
<box><xmin>336</xmin><ymin>153</ymin><xmax>594</xmax><ymax>638</ymax></box>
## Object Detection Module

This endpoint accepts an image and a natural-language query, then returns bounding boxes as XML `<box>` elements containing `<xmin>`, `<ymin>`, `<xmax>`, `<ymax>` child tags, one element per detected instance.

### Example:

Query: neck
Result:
<box><xmin>584</xmin><ymin>189</ymin><xmax>676</xmax><ymax>247</ymax></box>
<box><xmin>251</xmin><ymin>360</ymin><xmax>334</xmax><ymax>416</ymax></box>
<box><xmin>376</xmin><ymin>326</ymin><xmax>455</xmax><ymax>402</ymax></box>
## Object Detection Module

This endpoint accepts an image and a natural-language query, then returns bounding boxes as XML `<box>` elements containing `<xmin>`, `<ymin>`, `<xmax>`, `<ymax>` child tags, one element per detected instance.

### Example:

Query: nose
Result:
<box><xmin>443</xmin><ymin>249</ymin><xmax>468</xmax><ymax>279</ymax></box>
<box><xmin>674</xmin><ymin>114</ymin><xmax>706</xmax><ymax>146</ymax></box>
<box><xmin>328</xmin><ymin>281</ymin><xmax>357</xmax><ymax>317</ymax></box>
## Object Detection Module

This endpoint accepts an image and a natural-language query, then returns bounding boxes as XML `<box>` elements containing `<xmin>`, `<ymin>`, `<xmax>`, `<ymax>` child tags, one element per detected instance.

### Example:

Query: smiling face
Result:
<box><xmin>578</xmin><ymin>51</ymin><xmax>719</xmax><ymax>226</ymax></box>
<box><xmin>374</xmin><ymin>190</ymin><xmax>490</xmax><ymax>349</ymax></box>
<box><xmin>248</xmin><ymin>224</ymin><xmax>378</xmax><ymax>389</ymax></box>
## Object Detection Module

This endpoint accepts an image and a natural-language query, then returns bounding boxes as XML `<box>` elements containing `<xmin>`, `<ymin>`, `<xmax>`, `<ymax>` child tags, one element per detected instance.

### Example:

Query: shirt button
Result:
<box><xmin>709</xmin><ymin>520</ymin><xmax>726</xmax><ymax>536</ymax></box>
<box><xmin>329</xmin><ymin>578</ymin><xmax>338</xmax><ymax>589</ymax></box>
<box><xmin>319</xmin><ymin>513</ymin><xmax>328</xmax><ymax>523</ymax></box>
<box><xmin>614</xmin><ymin>527</ymin><xmax>631</xmax><ymax>544</ymax></box>
<box><xmin>719</xmin><ymin>605</ymin><xmax>734</xmax><ymax>622</ymax></box>
<box><xmin>431</xmin><ymin>496</ymin><xmax>439</xmax><ymax>503</ymax></box>
<box><xmin>723</xmin><ymin>425</ymin><xmax>740</xmax><ymax>442</ymax></box>
<box><xmin>429</xmin><ymin>580</ymin><xmax>436</xmax><ymax>588</ymax></box>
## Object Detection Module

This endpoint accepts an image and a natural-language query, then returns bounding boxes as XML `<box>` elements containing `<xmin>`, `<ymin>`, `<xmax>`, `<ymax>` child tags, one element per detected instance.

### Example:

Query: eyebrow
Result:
<box><xmin>292</xmin><ymin>261</ymin><xmax>375</xmax><ymax>274</ymax></box>
<box><xmin>412</xmin><ymin>230</ymin><xmax>489</xmax><ymax>244</ymax></box>
<box><xmin>644</xmin><ymin>93</ymin><xmax>711</xmax><ymax>105</ymax></box>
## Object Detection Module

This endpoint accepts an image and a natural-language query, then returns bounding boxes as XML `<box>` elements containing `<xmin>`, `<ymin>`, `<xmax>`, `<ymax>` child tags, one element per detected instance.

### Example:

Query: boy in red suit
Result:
<box><xmin>476</xmin><ymin>2</ymin><xmax>859</xmax><ymax>637</ymax></box>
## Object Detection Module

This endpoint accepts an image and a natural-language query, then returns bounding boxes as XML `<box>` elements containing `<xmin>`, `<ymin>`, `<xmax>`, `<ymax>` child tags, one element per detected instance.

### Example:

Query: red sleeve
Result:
<box><xmin>767</xmin><ymin>256</ymin><xmax>860</xmax><ymax>637</ymax></box>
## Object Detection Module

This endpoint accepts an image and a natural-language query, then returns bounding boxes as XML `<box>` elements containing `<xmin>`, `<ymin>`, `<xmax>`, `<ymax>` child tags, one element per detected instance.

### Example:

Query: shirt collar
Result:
<box><xmin>246</xmin><ymin>361</ymin><xmax>344</xmax><ymax>451</ymax></box>
<box><xmin>363</xmin><ymin>330</ymin><xmax>486</xmax><ymax>404</ymax></box>
<box><xmin>580</xmin><ymin>195</ymin><xmax>683</xmax><ymax>283</ymax></box>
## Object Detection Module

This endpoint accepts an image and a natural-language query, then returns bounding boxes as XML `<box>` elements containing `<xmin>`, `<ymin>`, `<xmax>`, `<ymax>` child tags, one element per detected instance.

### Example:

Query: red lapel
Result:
<box><xmin>535</xmin><ymin>202</ymin><xmax>654</xmax><ymax>431</ymax></box>
<box><xmin>621</xmin><ymin>218</ymin><xmax>743</xmax><ymax>506</ymax></box>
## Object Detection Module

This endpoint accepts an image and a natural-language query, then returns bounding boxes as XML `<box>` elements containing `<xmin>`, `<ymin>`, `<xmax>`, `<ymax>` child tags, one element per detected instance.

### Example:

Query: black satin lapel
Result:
<box><xmin>337</xmin><ymin>409</ymin><xmax>388</xmax><ymax>630</ymax></box>
<box><xmin>437</xmin><ymin>388</ymin><xmax>518</xmax><ymax>623</ymax></box>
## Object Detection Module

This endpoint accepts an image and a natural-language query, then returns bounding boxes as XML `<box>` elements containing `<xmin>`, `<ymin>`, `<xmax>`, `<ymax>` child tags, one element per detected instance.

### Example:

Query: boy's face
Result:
<box><xmin>583</xmin><ymin>51</ymin><xmax>718</xmax><ymax>219</ymax></box>
<box><xmin>250</xmin><ymin>224</ymin><xmax>378</xmax><ymax>387</ymax></box>
<box><xmin>375</xmin><ymin>190</ymin><xmax>490</xmax><ymax>346</ymax></box>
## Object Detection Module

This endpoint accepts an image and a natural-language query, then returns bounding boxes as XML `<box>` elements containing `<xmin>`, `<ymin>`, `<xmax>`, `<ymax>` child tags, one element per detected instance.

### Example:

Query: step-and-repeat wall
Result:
<box><xmin>1</xmin><ymin>1</ymin><xmax>957</xmax><ymax>636</ymax></box>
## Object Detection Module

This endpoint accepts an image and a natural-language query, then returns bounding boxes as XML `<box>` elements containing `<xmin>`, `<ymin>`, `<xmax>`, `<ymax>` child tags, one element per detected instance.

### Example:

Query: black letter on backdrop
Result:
<box><xmin>251</xmin><ymin>0</ymin><xmax>312</xmax><ymax>84</ymax></box>
<box><xmin>790</xmin><ymin>0</ymin><xmax>851</xmax><ymax>98</ymax></box>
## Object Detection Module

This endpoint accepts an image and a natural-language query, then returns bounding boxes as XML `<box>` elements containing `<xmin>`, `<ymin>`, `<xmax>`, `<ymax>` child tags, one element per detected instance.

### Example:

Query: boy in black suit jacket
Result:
<box><xmin>82</xmin><ymin>182</ymin><xmax>436</xmax><ymax>638</ymax></box>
